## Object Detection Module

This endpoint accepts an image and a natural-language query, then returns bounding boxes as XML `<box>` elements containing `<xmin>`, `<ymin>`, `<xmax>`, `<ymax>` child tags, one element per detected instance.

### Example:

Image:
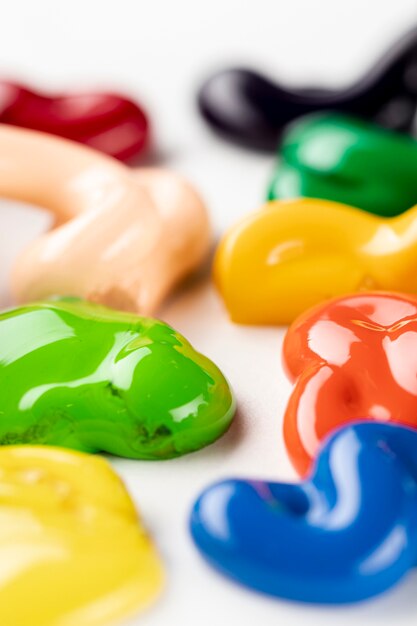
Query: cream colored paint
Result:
<box><xmin>0</xmin><ymin>125</ymin><xmax>210</xmax><ymax>313</ymax></box>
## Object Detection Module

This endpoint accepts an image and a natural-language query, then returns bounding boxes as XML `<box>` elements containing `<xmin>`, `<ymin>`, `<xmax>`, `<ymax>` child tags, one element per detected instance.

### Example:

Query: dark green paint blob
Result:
<box><xmin>268</xmin><ymin>114</ymin><xmax>417</xmax><ymax>216</ymax></box>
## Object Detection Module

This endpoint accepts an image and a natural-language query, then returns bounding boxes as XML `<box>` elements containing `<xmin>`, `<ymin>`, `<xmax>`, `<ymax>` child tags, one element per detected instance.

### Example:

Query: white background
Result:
<box><xmin>1</xmin><ymin>1</ymin><xmax>417</xmax><ymax>624</ymax></box>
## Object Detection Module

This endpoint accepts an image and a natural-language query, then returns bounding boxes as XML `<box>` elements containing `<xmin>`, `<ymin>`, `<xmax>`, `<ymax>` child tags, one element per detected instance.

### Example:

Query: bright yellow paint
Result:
<box><xmin>0</xmin><ymin>446</ymin><xmax>163</xmax><ymax>626</ymax></box>
<box><xmin>214</xmin><ymin>198</ymin><xmax>417</xmax><ymax>325</ymax></box>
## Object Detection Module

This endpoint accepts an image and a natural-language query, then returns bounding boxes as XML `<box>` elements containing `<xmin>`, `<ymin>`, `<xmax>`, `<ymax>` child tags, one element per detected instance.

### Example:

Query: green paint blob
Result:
<box><xmin>0</xmin><ymin>299</ymin><xmax>235</xmax><ymax>459</ymax></box>
<box><xmin>268</xmin><ymin>114</ymin><xmax>417</xmax><ymax>216</ymax></box>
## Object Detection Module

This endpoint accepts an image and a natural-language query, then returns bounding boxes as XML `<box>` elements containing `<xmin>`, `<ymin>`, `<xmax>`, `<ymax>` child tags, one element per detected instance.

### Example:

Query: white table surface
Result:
<box><xmin>1</xmin><ymin>1</ymin><xmax>417</xmax><ymax>624</ymax></box>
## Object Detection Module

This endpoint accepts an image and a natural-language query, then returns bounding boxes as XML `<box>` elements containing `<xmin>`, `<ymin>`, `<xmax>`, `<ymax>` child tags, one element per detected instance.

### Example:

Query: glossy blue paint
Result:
<box><xmin>190</xmin><ymin>422</ymin><xmax>417</xmax><ymax>603</ymax></box>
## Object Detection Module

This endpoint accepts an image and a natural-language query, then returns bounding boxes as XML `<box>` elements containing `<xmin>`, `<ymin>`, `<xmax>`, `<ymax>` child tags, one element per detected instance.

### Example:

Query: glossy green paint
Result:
<box><xmin>0</xmin><ymin>299</ymin><xmax>235</xmax><ymax>459</ymax></box>
<box><xmin>268</xmin><ymin>113</ymin><xmax>417</xmax><ymax>216</ymax></box>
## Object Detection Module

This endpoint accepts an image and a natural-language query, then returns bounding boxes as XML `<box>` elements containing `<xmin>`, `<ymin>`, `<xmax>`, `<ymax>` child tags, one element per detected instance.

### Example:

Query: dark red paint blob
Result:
<box><xmin>0</xmin><ymin>82</ymin><xmax>149</xmax><ymax>162</ymax></box>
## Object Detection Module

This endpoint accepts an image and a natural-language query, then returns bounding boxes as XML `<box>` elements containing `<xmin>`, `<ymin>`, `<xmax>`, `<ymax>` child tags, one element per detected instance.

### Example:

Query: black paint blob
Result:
<box><xmin>198</xmin><ymin>27</ymin><xmax>417</xmax><ymax>150</ymax></box>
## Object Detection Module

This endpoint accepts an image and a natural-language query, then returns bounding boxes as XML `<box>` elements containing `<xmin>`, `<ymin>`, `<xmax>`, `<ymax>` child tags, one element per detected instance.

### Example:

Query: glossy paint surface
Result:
<box><xmin>191</xmin><ymin>422</ymin><xmax>417</xmax><ymax>603</ymax></box>
<box><xmin>0</xmin><ymin>299</ymin><xmax>235</xmax><ymax>458</ymax></box>
<box><xmin>0</xmin><ymin>125</ymin><xmax>210</xmax><ymax>314</ymax></box>
<box><xmin>268</xmin><ymin>114</ymin><xmax>417</xmax><ymax>216</ymax></box>
<box><xmin>214</xmin><ymin>198</ymin><xmax>417</xmax><ymax>325</ymax></box>
<box><xmin>198</xmin><ymin>27</ymin><xmax>417</xmax><ymax>150</ymax></box>
<box><xmin>283</xmin><ymin>292</ymin><xmax>417</xmax><ymax>475</ymax></box>
<box><xmin>0</xmin><ymin>82</ymin><xmax>149</xmax><ymax>161</ymax></box>
<box><xmin>0</xmin><ymin>445</ymin><xmax>163</xmax><ymax>626</ymax></box>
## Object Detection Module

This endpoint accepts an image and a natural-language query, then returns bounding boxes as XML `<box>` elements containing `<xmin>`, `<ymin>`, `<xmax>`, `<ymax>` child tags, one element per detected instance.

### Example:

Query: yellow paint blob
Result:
<box><xmin>214</xmin><ymin>199</ymin><xmax>417</xmax><ymax>325</ymax></box>
<box><xmin>0</xmin><ymin>446</ymin><xmax>163</xmax><ymax>626</ymax></box>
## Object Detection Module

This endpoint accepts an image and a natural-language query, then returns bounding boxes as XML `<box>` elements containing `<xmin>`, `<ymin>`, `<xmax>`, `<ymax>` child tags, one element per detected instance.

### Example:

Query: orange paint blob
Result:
<box><xmin>283</xmin><ymin>292</ymin><xmax>417</xmax><ymax>476</ymax></box>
